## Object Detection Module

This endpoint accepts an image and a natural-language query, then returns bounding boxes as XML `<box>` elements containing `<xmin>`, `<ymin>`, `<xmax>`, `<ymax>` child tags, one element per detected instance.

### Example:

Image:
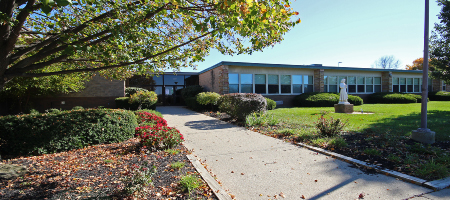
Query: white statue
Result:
<box><xmin>339</xmin><ymin>79</ymin><xmax>349</xmax><ymax>104</ymax></box>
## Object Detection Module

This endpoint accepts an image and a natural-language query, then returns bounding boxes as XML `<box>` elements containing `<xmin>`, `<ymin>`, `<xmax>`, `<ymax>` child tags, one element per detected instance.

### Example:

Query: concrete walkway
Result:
<box><xmin>157</xmin><ymin>106</ymin><xmax>449</xmax><ymax>200</ymax></box>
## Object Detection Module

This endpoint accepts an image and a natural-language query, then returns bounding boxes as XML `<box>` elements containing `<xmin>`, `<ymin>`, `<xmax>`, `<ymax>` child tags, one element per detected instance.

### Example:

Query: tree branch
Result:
<box><xmin>6</xmin><ymin>0</ymin><xmax>39</xmax><ymax>53</ymax></box>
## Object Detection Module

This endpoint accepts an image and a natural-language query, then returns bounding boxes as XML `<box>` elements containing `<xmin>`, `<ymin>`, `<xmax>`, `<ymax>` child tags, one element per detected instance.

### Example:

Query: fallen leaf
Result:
<box><xmin>301</xmin><ymin>195</ymin><xmax>306</xmax><ymax>199</ymax></box>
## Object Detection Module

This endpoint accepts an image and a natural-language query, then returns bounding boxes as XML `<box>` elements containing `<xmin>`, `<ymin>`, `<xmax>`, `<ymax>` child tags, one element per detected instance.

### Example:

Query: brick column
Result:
<box><xmin>432</xmin><ymin>79</ymin><xmax>442</xmax><ymax>92</ymax></box>
<box><xmin>313</xmin><ymin>69</ymin><xmax>324</xmax><ymax>92</ymax></box>
<box><xmin>219</xmin><ymin>65</ymin><xmax>229</xmax><ymax>95</ymax></box>
<box><xmin>381</xmin><ymin>72</ymin><xmax>392</xmax><ymax>92</ymax></box>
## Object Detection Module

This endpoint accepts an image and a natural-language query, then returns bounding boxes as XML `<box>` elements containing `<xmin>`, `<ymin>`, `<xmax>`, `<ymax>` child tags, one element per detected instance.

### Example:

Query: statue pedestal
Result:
<box><xmin>411</xmin><ymin>128</ymin><xmax>435</xmax><ymax>144</ymax></box>
<box><xmin>334</xmin><ymin>103</ymin><xmax>354</xmax><ymax>113</ymax></box>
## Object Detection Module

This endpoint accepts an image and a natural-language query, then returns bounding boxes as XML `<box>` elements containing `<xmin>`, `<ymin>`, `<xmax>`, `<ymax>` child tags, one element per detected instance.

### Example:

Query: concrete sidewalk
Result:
<box><xmin>157</xmin><ymin>106</ymin><xmax>448</xmax><ymax>200</ymax></box>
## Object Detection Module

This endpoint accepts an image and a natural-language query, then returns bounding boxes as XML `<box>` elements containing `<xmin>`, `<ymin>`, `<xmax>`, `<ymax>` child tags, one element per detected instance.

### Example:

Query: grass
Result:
<box><xmin>269</xmin><ymin>101</ymin><xmax>450</xmax><ymax>141</ymax></box>
<box><xmin>164</xmin><ymin>148</ymin><xmax>180</xmax><ymax>155</ymax></box>
<box><xmin>170</xmin><ymin>161</ymin><xmax>186</xmax><ymax>170</ymax></box>
<box><xmin>179</xmin><ymin>174</ymin><xmax>203</xmax><ymax>197</ymax></box>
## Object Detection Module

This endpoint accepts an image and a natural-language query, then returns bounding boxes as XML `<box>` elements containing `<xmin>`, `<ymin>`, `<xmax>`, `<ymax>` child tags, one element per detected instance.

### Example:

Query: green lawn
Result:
<box><xmin>269</xmin><ymin>101</ymin><xmax>450</xmax><ymax>141</ymax></box>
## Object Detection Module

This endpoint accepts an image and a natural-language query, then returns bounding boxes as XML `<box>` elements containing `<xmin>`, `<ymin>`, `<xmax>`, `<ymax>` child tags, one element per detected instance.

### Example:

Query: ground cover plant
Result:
<box><xmin>205</xmin><ymin>101</ymin><xmax>450</xmax><ymax>181</ymax></box>
<box><xmin>0</xmin><ymin>109</ymin><xmax>217</xmax><ymax>199</ymax></box>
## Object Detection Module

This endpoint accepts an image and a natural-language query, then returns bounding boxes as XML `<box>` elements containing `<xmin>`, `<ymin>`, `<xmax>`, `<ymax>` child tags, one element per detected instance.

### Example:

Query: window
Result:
<box><xmin>392</xmin><ymin>77</ymin><xmax>421</xmax><ymax>93</ymax></box>
<box><xmin>164</xmin><ymin>75</ymin><xmax>184</xmax><ymax>85</ymax></box>
<box><xmin>428</xmin><ymin>79</ymin><xmax>433</xmax><ymax>92</ymax></box>
<box><xmin>323</xmin><ymin>76</ymin><xmax>328</xmax><ymax>92</ymax></box>
<box><xmin>255</xmin><ymin>74</ymin><xmax>266</xmax><ymax>94</ymax></box>
<box><xmin>281</xmin><ymin>75</ymin><xmax>291</xmax><ymax>93</ymax></box>
<box><xmin>366</xmin><ymin>77</ymin><xmax>374</xmax><ymax>93</ymax></box>
<box><xmin>347</xmin><ymin>76</ymin><xmax>356</xmax><ymax>93</ymax></box>
<box><xmin>293</xmin><ymin>75</ymin><xmax>303</xmax><ymax>93</ymax></box>
<box><xmin>443</xmin><ymin>81</ymin><xmax>446</xmax><ymax>91</ymax></box>
<box><xmin>268</xmin><ymin>74</ymin><xmax>279</xmax><ymax>94</ymax></box>
<box><xmin>357</xmin><ymin>77</ymin><xmax>365</xmax><ymax>93</ymax></box>
<box><xmin>328</xmin><ymin>76</ymin><xmax>338</xmax><ymax>93</ymax></box>
<box><xmin>240</xmin><ymin>74</ymin><xmax>253</xmax><ymax>93</ymax></box>
<box><xmin>374</xmin><ymin>77</ymin><xmax>381</xmax><ymax>92</ymax></box>
<box><xmin>229</xmin><ymin>74</ymin><xmax>239</xmax><ymax>93</ymax></box>
<box><xmin>304</xmin><ymin>75</ymin><xmax>314</xmax><ymax>93</ymax></box>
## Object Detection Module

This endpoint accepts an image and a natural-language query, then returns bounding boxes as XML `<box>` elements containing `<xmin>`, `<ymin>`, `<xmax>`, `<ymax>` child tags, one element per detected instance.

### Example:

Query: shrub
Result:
<box><xmin>122</xmin><ymin>163</ymin><xmax>156</xmax><ymax>198</ymax></box>
<box><xmin>116</xmin><ymin>95</ymin><xmax>157</xmax><ymax>111</ymax></box>
<box><xmin>184</xmin><ymin>97</ymin><xmax>204</xmax><ymax>111</ymax></box>
<box><xmin>218</xmin><ymin>93</ymin><xmax>267</xmax><ymax>121</ymax></box>
<box><xmin>181</xmin><ymin>85</ymin><xmax>204</xmax><ymax>99</ymax></box>
<box><xmin>28</xmin><ymin>109</ymin><xmax>39</xmax><ymax>115</ymax></box>
<box><xmin>315</xmin><ymin>115</ymin><xmax>348</xmax><ymax>137</ymax></box>
<box><xmin>129</xmin><ymin>91</ymin><xmax>158</xmax><ymax>110</ymax></box>
<box><xmin>367</xmin><ymin>92</ymin><xmax>418</xmax><ymax>104</ymax></box>
<box><xmin>136</xmin><ymin>109</ymin><xmax>162</xmax><ymax>117</ymax></box>
<box><xmin>348</xmin><ymin>95</ymin><xmax>363</xmax><ymax>105</ymax></box>
<box><xmin>179</xmin><ymin>174</ymin><xmax>203</xmax><ymax>197</ymax></box>
<box><xmin>72</xmin><ymin>106</ymin><xmax>84</xmax><ymax>110</ymax></box>
<box><xmin>265</xmin><ymin>97</ymin><xmax>277</xmax><ymax>110</ymax></box>
<box><xmin>293</xmin><ymin>92</ymin><xmax>339</xmax><ymax>107</ymax></box>
<box><xmin>134</xmin><ymin>111</ymin><xmax>184</xmax><ymax>150</ymax></box>
<box><xmin>196</xmin><ymin>92</ymin><xmax>221</xmax><ymax>110</ymax></box>
<box><xmin>126</xmin><ymin>87</ymin><xmax>149</xmax><ymax>97</ymax></box>
<box><xmin>0</xmin><ymin>109</ymin><xmax>137</xmax><ymax>157</ymax></box>
<box><xmin>45</xmin><ymin>108</ymin><xmax>61</xmax><ymax>114</ymax></box>
<box><xmin>245</xmin><ymin>112</ymin><xmax>279</xmax><ymax>127</ymax></box>
<box><xmin>429</xmin><ymin>91</ymin><xmax>450</xmax><ymax>101</ymax></box>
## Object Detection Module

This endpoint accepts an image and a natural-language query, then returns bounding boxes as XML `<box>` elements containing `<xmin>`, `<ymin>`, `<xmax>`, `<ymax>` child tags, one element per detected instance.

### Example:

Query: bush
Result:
<box><xmin>0</xmin><ymin>109</ymin><xmax>137</xmax><ymax>158</ymax></box>
<box><xmin>218</xmin><ymin>93</ymin><xmax>267</xmax><ymax>121</ymax></box>
<box><xmin>265</xmin><ymin>98</ymin><xmax>277</xmax><ymax>110</ymax></box>
<box><xmin>116</xmin><ymin>96</ymin><xmax>157</xmax><ymax>111</ymax></box>
<box><xmin>367</xmin><ymin>92</ymin><xmax>418</xmax><ymax>104</ymax></box>
<box><xmin>429</xmin><ymin>91</ymin><xmax>450</xmax><ymax>101</ymax></box>
<box><xmin>181</xmin><ymin>85</ymin><xmax>204</xmax><ymax>100</ymax></box>
<box><xmin>348</xmin><ymin>95</ymin><xmax>363</xmax><ymax>105</ymax></box>
<box><xmin>129</xmin><ymin>91</ymin><xmax>158</xmax><ymax>110</ymax></box>
<box><xmin>293</xmin><ymin>92</ymin><xmax>338</xmax><ymax>107</ymax></box>
<box><xmin>134</xmin><ymin>111</ymin><xmax>184</xmax><ymax>150</ymax></box>
<box><xmin>196</xmin><ymin>92</ymin><xmax>221</xmax><ymax>110</ymax></box>
<box><xmin>184</xmin><ymin>97</ymin><xmax>204</xmax><ymax>111</ymax></box>
<box><xmin>72</xmin><ymin>106</ymin><xmax>84</xmax><ymax>110</ymax></box>
<box><xmin>126</xmin><ymin>87</ymin><xmax>149</xmax><ymax>97</ymax></box>
<box><xmin>315</xmin><ymin>115</ymin><xmax>348</xmax><ymax>137</ymax></box>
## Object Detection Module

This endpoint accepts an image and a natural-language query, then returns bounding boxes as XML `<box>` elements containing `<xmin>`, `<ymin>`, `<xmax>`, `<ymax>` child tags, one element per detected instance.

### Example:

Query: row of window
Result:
<box><xmin>324</xmin><ymin>76</ymin><xmax>382</xmax><ymax>93</ymax></box>
<box><xmin>228</xmin><ymin>74</ymin><xmax>445</xmax><ymax>94</ymax></box>
<box><xmin>228</xmin><ymin>74</ymin><xmax>314</xmax><ymax>94</ymax></box>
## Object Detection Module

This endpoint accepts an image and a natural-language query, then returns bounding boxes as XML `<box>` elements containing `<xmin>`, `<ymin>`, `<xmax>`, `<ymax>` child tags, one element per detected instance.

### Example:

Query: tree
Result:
<box><xmin>406</xmin><ymin>58</ymin><xmax>425</xmax><ymax>70</ymax></box>
<box><xmin>372</xmin><ymin>55</ymin><xmax>401</xmax><ymax>69</ymax></box>
<box><xmin>430</xmin><ymin>0</ymin><xmax>450</xmax><ymax>83</ymax></box>
<box><xmin>0</xmin><ymin>0</ymin><xmax>300</xmax><ymax>90</ymax></box>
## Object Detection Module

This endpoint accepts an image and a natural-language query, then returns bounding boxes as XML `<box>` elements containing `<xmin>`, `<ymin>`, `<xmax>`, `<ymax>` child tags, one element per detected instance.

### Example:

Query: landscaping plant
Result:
<box><xmin>128</xmin><ymin>90</ymin><xmax>158</xmax><ymax>110</ymax></box>
<box><xmin>219</xmin><ymin>93</ymin><xmax>267</xmax><ymax>121</ymax></box>
<box><xmin>315</xmin><ymin>115</ymin><xmax>348</xmax><ymax>137</ymax></box>
<box><xmin>179</xmin><ymin>174</ymin><xmax>204</xmax><ymax>197</ymax></box>
<box><xmin>121</xmin><ymin>163</ymin><xmax>157</xmax><ymax>198</ymax></box>
<box><xmin>196</xmin><ymin>92</ymin><xmax>221</xmax><ymax>110</ymax></box>
<box><xmin>266</xmin><ymin>97</ymin><xmax>277</xmax><ymax>110</ymax></box>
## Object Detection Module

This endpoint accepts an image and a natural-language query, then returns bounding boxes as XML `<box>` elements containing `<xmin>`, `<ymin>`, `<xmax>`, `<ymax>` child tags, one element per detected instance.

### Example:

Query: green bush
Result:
<box><xmin>316</xmin><ymin>115</ymin><xmax>348</xmax><ymax>137</ymax></box>
<box><xmin>196</xmin><ymin>92</ymin><xmax>221</xmax><ymax>111</ymax></box>
<box><xmin>293</xmin><ymin>92</ymin><xmax>339</xmax><ymax>107</ymax></box>
<box><xmin>125</xmin><ymin>87</ymin><xmax>149</xmax><ymax>97</ymax></box>
<box><xmin>265</xmin><ymin>98</ymin><xmax>277</xmax><ymax>110</ymax></box>
<box><xmin>429</xmin><ymin>91</ymin><xmax>450</xmax><ymax>101</ymax></box>
<box><xmin>115</xmin><ymin>94</ymin><xmax>157</xmax><ymax>111</ymax></box>
<box><xmin>348</xmin><ymin>95</ymin><xmax>364</xmax><ymax>105</ymax></box>
<box><xmin>0</xmin><ymin>109</ymin><xmax>137</xmax><ymax>158</ymax></box>
<box><xmin>183</xmin><ymin>97</ymin><xmax>203</xmax><ymax>111</ymax></box>
<box><xmin>129</xmin><ymin>91</ymin><xmax>158</xmax><ymax>110</ymax></box>
<box><xmin>367</xmin><ymin>92</ymin><xmax>418</xmax><ymax>104</ymax></box>
<box><xmin>72</xmin><ymin>106</ymin><xmax>84</xmax><ymax>110</ymax></box>
<box><xmin>218</xmin><ymin>93</ymin><xmax>267</xmax><ymax>121</ymax></box>
<box><xmin>181</xmin><ymin>85</ymin><xmax>204</xmax><ymax>100</ymax></box>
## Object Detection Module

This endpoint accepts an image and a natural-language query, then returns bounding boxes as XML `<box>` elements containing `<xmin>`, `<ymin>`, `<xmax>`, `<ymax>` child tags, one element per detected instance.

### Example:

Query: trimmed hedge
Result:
<box><xmin>125</xmin><ymin>87</ymin><xmax>149</xmax><ymax>97</ymax></box>
<box><xmin>293</xmin><ymin>93</ymin><xmax>363</xmax><ymax>107</ymax></box>
<box><xmin>429</xmin><ymin>91</ymin><xmax>450</xmax><ymax>101</ymax></box>
<box><xmin>0</xmin><ymin>109</ymin><xmax>137</xmax><ymax>158</ymax></box>
<box><xmin>184</xmin><ymin>96</ymin><xmax>204</xmax><ymax>111</ymax></box>
<box><xmin>218</xmin><ymin>93</ymin><xmax>267</xmax><ymax>121</ymax></box>
<box><xmin>181</xmin><ymin>85</ymin><xmax>204</xmax><ymax>100</ymax></box>
<box><xmin>265</xmin><ymin>97</ymin><xmax>277</xmax><ymax>110</ymax></box>
<box><xmin>115</xmin><ymin>97</ymin><xmax>157</xmax><ymax>110</ymax></box>
<box><xmin>367</xmin><ymin>92</ymin><xmax>424</xmax><ymax>104</ymax></box>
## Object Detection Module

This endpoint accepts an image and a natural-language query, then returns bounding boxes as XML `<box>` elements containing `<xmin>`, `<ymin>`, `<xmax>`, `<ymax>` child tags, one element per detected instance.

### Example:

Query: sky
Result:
<box><xmin>180</xmin><ymin>0</ymin><xmax>443</xmax><ymax>72</ymax></box>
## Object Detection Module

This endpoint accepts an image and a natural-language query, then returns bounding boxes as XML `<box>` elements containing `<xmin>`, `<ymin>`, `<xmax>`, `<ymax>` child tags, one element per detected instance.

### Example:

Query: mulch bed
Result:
<box><xmin>0</xmin><ymin>138</ymin><xmax>217</xmax><ymax>200</ymax></box>
<box><xmin>203</xmin><ymin>111</ymin><xmax>450</xmax><ymax>181</ymax></box>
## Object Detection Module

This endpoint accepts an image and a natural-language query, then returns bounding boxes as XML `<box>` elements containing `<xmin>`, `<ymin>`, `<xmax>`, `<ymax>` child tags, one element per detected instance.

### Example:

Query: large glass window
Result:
<box><xmin>414</xmin><ymin>78</ymin><xmax>420</xmax><ymax>92</ymax></box>
<box><xmin>366</xmin><ymin>77</ymin><xmax>374</xmax><ymax>93</ymax></box>
<box><xmin>255</xmin><ymin>74</ymin><xmax>266</xmax><ymax>94</ymax></box>
<box><xmin>347</xmin><ymin>76</ymin><xmax>356</xmax><ymax>93</ymax></box>
<box><xmin>393</xmin><ymin>77</ymin><xmax>421</xmax><ymax>93</ymax></box>
<box><xmin>164</xmin><ymin>75</ymin><xmax>184</xmax><ymax>85</ymax></box>
<box><xmin>268</xmin><ymin>74</ymin><xmax>279</xmax><ymax>94</ymax></box>
<box><xmin>374</xmin><ymin>77</ymin><xmax>381</xmax><ymax>92</ymax></box>
<box><xmin>281</xmin><ymin>75</ymin><xmax>291</xmax><ymax>93</ymax></box>
<box><xmin>240</xmin><ymin>74</ymin><xmax>253</xmax><ymax>93</ymax></box>
<box><xmin>293</xmin><ymin>75</ymin><xmax>302</xmax><ymax>93</ymax></box>
<box><xmin>357</xmin><ymin>77</ymin><xmax>365</xmax><ymax>93</ymax></box>
<box><xmin>229</xmin><ymin>74</ymin><xmax>239</xmax><ymax>93</ymax></box>
<box><xmin>304</xmin><ymin>75</ymin><xmax>314</xmax><ymax>93</ymax></box>
<box><xmin>328</xmin><ymin>76</ymin><xmax>338</xmax><ymax>93</ymax></box>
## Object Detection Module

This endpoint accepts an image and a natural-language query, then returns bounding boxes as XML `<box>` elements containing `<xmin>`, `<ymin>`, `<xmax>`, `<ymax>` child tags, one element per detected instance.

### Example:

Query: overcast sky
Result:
<box><xmin>179</xmin><ymin>0</ymin><xmax>442</xmax><ymax>72</ymax></box>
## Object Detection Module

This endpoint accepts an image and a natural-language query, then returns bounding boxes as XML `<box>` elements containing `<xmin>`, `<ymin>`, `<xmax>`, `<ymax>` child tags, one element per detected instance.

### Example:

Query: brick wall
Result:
<box><xmin>313</xmin><ymin>69</ymin><xmax>324</xmax><ymax>92</ymax></box>
<box><xmin>199</xmin><ymin>65</ymin><xmax>229</xmax><ymax>94</ymax></box>
<box><xmin>381</xmin><ymin>72</ymin><xmax>392</xmax><ymax>92</ymax></box>
<box><xmin>61</xmin><ymin>75</ymin><xmax>125</xmax><ymax>97</ymax></box>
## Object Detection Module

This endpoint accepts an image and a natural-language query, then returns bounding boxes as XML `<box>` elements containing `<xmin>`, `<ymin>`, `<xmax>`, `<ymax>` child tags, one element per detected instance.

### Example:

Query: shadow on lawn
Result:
<box><xmin>359</xmin><ymin>110</ymin><xmax>450</xmax><ymax>141</ymax></box>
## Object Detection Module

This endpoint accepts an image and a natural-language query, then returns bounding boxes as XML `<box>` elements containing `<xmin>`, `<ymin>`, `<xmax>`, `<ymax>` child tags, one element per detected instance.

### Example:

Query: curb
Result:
<box><xmin>186</xmin><ymin>154</ymin><xmax>233</xmax><ymax>200</ymax></box>
<box><xmin>296</xmin><ymin>142</ymin><xmax>450</xmax><ymax>190</ymax></box>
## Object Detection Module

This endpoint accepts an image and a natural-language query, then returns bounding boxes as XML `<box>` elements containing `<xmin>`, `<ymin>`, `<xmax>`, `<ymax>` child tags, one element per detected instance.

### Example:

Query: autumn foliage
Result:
<box><xmin>405</xmin><ymin>58</ymin><xmax>427</xmax><ymax>70</ymax></box>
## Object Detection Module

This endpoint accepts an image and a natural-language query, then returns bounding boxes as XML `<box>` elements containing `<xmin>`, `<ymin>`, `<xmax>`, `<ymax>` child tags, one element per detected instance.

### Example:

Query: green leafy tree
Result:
<box><xmin>0</xmin><ymin>0</ymin><xmax>300</xmax><ymax>90</ymax></box>
<box><xmin>430</xmin><ymin>0</ymin><xmax>450</xmax><ymax>83</ymax></box>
